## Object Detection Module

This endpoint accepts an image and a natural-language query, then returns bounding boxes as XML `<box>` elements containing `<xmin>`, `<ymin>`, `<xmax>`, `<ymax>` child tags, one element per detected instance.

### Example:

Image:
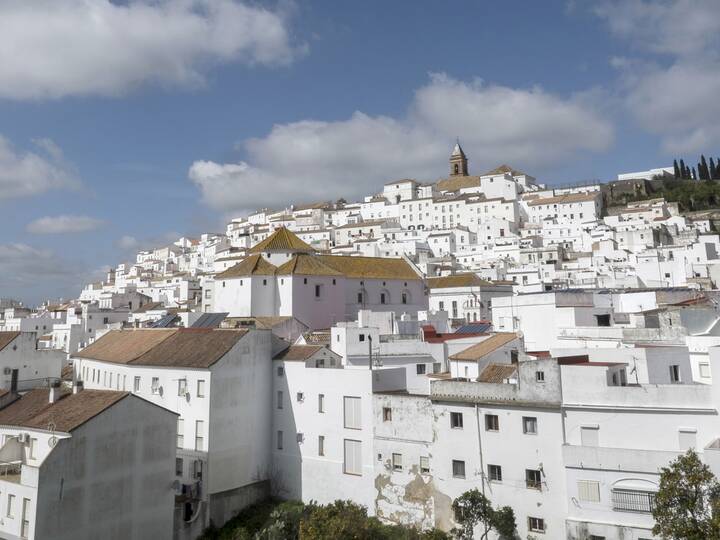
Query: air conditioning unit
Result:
<box><xmin>17</xmin><ymin>433</ymin><xmax>28</xmax><ymax>444</ymax></box>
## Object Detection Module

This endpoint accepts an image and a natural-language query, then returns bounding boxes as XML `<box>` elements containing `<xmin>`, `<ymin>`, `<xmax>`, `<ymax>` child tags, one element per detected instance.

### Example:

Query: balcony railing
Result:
<box><xmin>612</xmin><ymin>488</ymin><xmax>656</xmax><ymax>513</ymax></box>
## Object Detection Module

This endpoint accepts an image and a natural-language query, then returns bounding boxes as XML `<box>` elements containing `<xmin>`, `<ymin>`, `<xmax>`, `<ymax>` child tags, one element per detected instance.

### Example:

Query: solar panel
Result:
<box><xmin>151</xmin><ymin>313</ymin><xmax>178</xmax><ymax>328</ymax></box>
<box><xmin>454</xmin><ymin>323</ymin><xmax>492</xmax><ymax>334</ymax></box>
<box><xmin>190</xmin><ymin>312</ymin><xmax>229</xmax><ymax>329</ymax></box>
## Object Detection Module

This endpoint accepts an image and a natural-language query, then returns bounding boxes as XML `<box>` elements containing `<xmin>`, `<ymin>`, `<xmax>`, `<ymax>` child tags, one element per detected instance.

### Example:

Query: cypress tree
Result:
<box><xmin>692</xmin><ymin>166</ymin><xmax>698</xmax><ymax>181</ymax></box>
<box><xmin>710</xmin><ymin>157</ymin><xmax>717</xmax><ymax>180</ymax></box>
<box><xmin>680</xmin><ymin>159</ymin><xmax>688</xmax><ymax>179</ymax></box>
<box><xmin>673</xmin><ymin>159</ymin><xmax>680</xmax><ymax>178</ymax></box>
<box><xmin>701</xmin><ymin>155</ymin><xmax>710</xmax><ymax>180</ymax></box>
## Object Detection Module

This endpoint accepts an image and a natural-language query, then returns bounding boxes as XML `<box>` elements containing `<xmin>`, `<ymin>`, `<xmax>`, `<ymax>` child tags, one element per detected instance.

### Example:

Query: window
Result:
<box><xmin>485</xmin><ymin>414</ymin><xmax>499</xmax><ymax>431</ymax></box>
<box><xmin>177</xmin><ymin>378</ymin><xmax>187</xmax><ymax>397</ymax></box>
<box><xmin>528</xmin><ymin>517</ymin><xmax>545</xmax><ymax>533</ymax></box>
<box><xmin>526</xmin><ymin>469</ymin><xmax>542</xmax><ymax>490</ymax></box>
<box><xmin>581</xmin><ymin>425</ymin><xmax>599</xmax><ymax>446</ymax></box>
<box><xmin>700</xmin><ymin>363</ymin><xmax>711</xmax><ymax>378</ymax></box>
<box><xmin>595</xmin><ymin>314</ymin><xmax>611</xmax><ymax>327</ymax></box>
<box><xmin>523</xmin><ymin>416</ymin><xmax>537</xmax><ymax>434</ymax></box>
<box><xmin>578</xmin><ymin>480</ymin><xmax>601</xmax><ymax>502</ymax></box>
<box><xmin>401</xmin><ymin>292</ymin><xmax>408</xmax><ymax>304</ymax></box>
<box><xmin>277</xmin><ymin>366</ymin><xmax>284</xmax><ymax>377</ymax></box>
<box><xmin>20</xmin><ymin>498</ymin><xmax>29</xmax><ymax>539</ymax></box>
<box><xmin>380</xmin><ymin>293</ymin><xmax>386</xmax><ymax>304</ymax></box>
<box><xmin>669</xmin><ymin>364</ymin><xmax>681</xmax><ymax>383</ymax></box>
<box><xmin>318</xmin><ymin>435</ymin><xmax>325</xmax><ymax>456</ymax></box>
<box><xmin>29</xmin><ymin>438</ymin><xmax>37</xmax><ymax>460</ymax></box>
<box><xmin>420</xmin><ymin>456</ymin><xmax>430</xmax><ymax>474</ymax></box>
<box><xmin>315</xmin><ymin>284</ymin><xmax>321</xmax><ymax>298</ymax></box>
<box><xmin>359</xmin><ymin>333</ymin><xmax>365</xmax><ymax>342</ymax></box>
<box><xmin>452</xmin><ymin>460</ymin><xmax>466</xmax><ymax>478</ymax></box>
<box><xmin>318</xmin><ymin>394</ymin><xmax>325</xmax><ymax>413</ymax></box>
<box><xmin>277</xmin><ymin>390</ymin><xmax>283</xmax><ymax>409</ymax></box>
<box><xmin>535</xmin><ymin>371</ymin><xmax>545</xmax><ymax>382</ymax></box>
<box><xmin>176</xmin><ymin>457</ymin><xmax>183</xmax><ymax>476</ymax></box>
<box><xmin>679</xmin><ymin>428</ymin><xmax>697</xmax><ymax>451</ymax></box>
<box><xmin>7</xmin><ymin>493</ymin><xmax>14</xmax><ymax>517</ymax></box>
<box><xmin>611</xmin><ymin>489</ymin><xmax>656</xmax><ymax>513</ymax></box>
<box><xmin>197</xmin><ymin>380</ymin><xmax>205</xmax><ymax>398</ymax></box>
<box><xmin>195</xmin><ymin>420</ymin><xmax>204</xmax><ymax>451</ymax></box>
<box><xmin>296</xmin><ymin>392</ymin><xmax>304</xmax><ymax>402</ymax></box>
<box><xmin>277</xmin><ymin>430</ymin><xmax>283</xmax><ymax>450</ymax></box>
<box><xmin>151</xmin><ymin>377</ymin><xmax>160</xmax><ymax>394</ymax></box>
<box><xmin>416</xmin><ymin>364</ymin><xmax>426</xmax><ymax>375</ymax></box>
<box><xmin>344</xmin><ymin>439</ymin><xmax>362</xmax><ymax>475</ymax></box>
<box><xmin>383</xmin><ymin>407</ymin><xmax>392</xmax><ymax>422</ymax></box>
<box><xmin>488</xmin><ymin>464</ymin><xmax>502</xmax><ymax>482</ymax></box>
<box><xmin>450</xmin><ymin>412</ymin><xmax>464</xmax><ymax>429</ymax></box>
<box><xmin>392</xmin><ymin>453</ymin><xmax>403</xmax><ymax>471</ymax></box>
<box><xmin>357</xmin><ymin>292</ymin><xmax>363</xmax><ymax>303</ymax></box>
<box><xmin>344</xmin><ymin>396</ymin><xmax>362</xmax><ymax>429</ymax></box>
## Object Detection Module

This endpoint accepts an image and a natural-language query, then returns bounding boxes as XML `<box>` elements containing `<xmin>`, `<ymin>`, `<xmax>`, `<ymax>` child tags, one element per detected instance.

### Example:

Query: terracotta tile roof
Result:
<box><xmin>0</xmin><ymin>388</ymin><xmax>128</xmax><ymax>433</ymax></box>
<box><xmin>449</xmin><ymin>333</ymin><xmax>519</xmax><ymax>361</ymax></box>
<box><xmin>527</xmin><ymin>193</ymin><xmax>598</xmax><ymax>206</ymax></box>
<box><xmin>436</xmin><ymin>176</ymin><xmax>481</xmax><ymax>192</ymax></box>
<box><xmin>478</xmin><ymin>363</ymin><xmax>518</xmax><ymax>383</ymax></box>
<box><xmin>481</xmin><ymin>164</ymin><xmax>526</xmax><ymax>177</ymax></box>
<box><xmin>216</xmin><ymin>254</ymin><xmax>278</xmax><ymax>278</ymax></box>
<box><xmin>276</xmin><ymin>254</ymin><xmax>344</xmax><ymax>277</ymax></box>
<box><xmin>74</xmin><ymin>328</ymin><xmax>249</xmax><ymax>368</ymax></box>
<box><xmin>273</xmin><ymin>345</ymin><xmax>325</xmax><ymax>361</ymax></box>
<box><xmin>0</xmin><ymin>332</ymin><xmax>20</xmax><ymax>352</ymax></box>
<box><xmin>426</xmin><ymin>274</ymin><xmax>492</xmax><ymax>289</ymax></box>
<box><xmin>132</xmin><ymin>301</ymin><xmax>165</xmax><ymax>314</ymax></box>
<box><xmin>248</xmin><ymin>227</ymin><xmax>314</xmax><ymax>253</ymax></box>
<box><xmin>315</xmin><ymin>254</ymin><xmax>420</xmax><ymax>280</ymax></box>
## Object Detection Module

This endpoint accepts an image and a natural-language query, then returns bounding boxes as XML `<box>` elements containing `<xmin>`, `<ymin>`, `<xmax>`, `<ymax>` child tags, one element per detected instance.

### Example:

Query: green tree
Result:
<box><xmin>652</xmin><ymin>449</ymin><xmax>720</xmax><ymax>540</ymax></box>
<box><xmin>711</xmin><ymin>157</ymin><xmax>718</xmax><ymax>180</ymax></box>
<box><xmin>451</xmin><ymin>489</ymin><xmax>516</xmax><ymax>540</ymax></box>
<box><xmin>674</xmin><ymin>159</ymin><xmax>681</xmax><ymax>178</ymax></box>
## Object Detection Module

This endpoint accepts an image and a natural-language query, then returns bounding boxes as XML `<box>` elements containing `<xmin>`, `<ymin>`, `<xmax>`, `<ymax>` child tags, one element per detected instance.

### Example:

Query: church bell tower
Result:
<box><xmin>449</xmin><ymin>141</ymin><xmax>468</xmax><ymax>177</ymax></box>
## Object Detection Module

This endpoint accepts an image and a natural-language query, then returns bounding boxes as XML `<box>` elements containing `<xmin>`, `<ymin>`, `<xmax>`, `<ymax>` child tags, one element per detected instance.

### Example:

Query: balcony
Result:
<box><xmin>563</xmin><ymin>444</ymin><xmax>681</xmax><ymax>474</ymax></box>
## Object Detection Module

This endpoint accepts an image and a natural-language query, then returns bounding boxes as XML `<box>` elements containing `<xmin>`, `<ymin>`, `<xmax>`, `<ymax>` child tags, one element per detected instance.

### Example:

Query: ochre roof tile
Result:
<box><xmin>248</xmin><ymin>227</ymin><xmax>314</xmax><ymax>253</ymax></box>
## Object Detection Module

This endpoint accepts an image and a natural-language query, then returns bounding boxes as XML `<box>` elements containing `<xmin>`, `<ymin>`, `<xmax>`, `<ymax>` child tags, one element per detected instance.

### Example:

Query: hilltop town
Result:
<box><xmin>2</xmin><ymin>146</ymin><xmax>720</xmax><ymax>539</ymax></box>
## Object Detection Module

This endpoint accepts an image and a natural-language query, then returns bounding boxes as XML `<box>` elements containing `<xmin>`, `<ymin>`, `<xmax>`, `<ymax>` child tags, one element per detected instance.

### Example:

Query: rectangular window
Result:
<box><xmin>523</xmin><ymin>416</ymin><xmax>538</xmax><ymax>434</ymax></box>
<box><xmin>318</xmin><ymin>393</ymin><xmax>325</xmax><ymax>413</ymax></box>
<box><xmin>380</xmin><ymin>293</ymin><xmax>386</xmax><ymax>304</ymax></box>
<box><xmin>416</xmin><ymin>364</ymin><xmax>426</xmax><ymax>375</ymax></box>
<box><xmin>315</xmin><ymin>284</ymin><xmax>321</xmax><ymax>298</ymax></box>
<box><xmin>452</xmin><ymin>460</ymin><xmax>466</xmax><ymax>478</ymax></box>
<box><xmin>296</xmin><ymin>392</ymin><xmax>304</xmax><ymax>402</ymax></box>
<box><xmin>611</xmin><ymin>489</ymin><xmax>656</xmax><ymax>513</ymax></box>
<box><xmin>392</xmin><ymin>453</ymin><xmax>403</xmax><ymax>471</ymax></box>
<box><xmin>526</xmin><ymin>469</ymin><xmax>542</xmax><ymax>490</ymax></box>
<box><xmin>277</xmin><ymin>430</ymin><xmax>283</xmax><ymax>450</ymax></box>
<box><xmin>535</xmin><ymin>371</ymin><xmax>545</xmax><ymax>382</ymax></box>
<box><xmin>195</xmin><ymin>420</ymin><xmax>204</xmax><ymax>451</ymax></box>
<box><xmin>488</xmin><ymin>464</ymin><xmax>502</xmax><ymax>482</ymax></box>
<box><xmin>318</xmin><ymin>435</ymin><xmax>325</xmax><ymax>456</ymax></box>
<box><xmin>343</xmin><ymin>439</ymin><xmax>362</xmax><ymax>475</ymax></box>
<box><xmin>177</xmin><ymin>418</ymin><xmax>184</xmax><ymax>448</ymax></box>
<box><xmin>277</xmin><ymin>390</ymin><xmax>283</xmax><ymax>409</ymax></box>
<box><xmin>133</xmin><ymin>376</ymin><xmax>140</xmax><ymax>392</ymax></box>
<box><xmin>29</xmin><ymin>438</ymin><xmax>37</xmax><ymax>460</ymax></box>
<box><xmin>528</xmin><ymin>517</ymin><xmax>545</xmax><ymax>533</ymax></box>
<box><xmin>581</xmin><ymin>426</ymin><xmax>599</xmax><ymax>447</ymax></box>
<box><xmin>151</xmin><ymin>377</ymin><xmax>160</xmax><ymax>394</ymax></box>
<box><xmin>420</xmin><ymin>456</ymin><xmax>430</xmax><ymax>474</ymax></box>
<box><xmin>669</xmin><ymin>365</ymin><xmax>681</xmax><ymax>383</ymax></box>
<box><xmin>277</xmin><ymin>366</ymin><xmax>284</xmax><ymax>377</ymax></box>
<box><xmin>485</xmin><ymin>414</ymin><xmax>499</xmax><ymax>431</ymax></box>
<box><xmin>197</xmin><ymin>380</ymin><xmax>205</xmax><ymax>398</ymax></box>
<box><xmin>7</xmin><ymin>494</ymin><xmax>14</xmax><ymax>517</ymax></box>
<box><xmin>679</xmin><ymin>428</ymin><xmax>697</xmax><ymax>451</ymax></box>
<box><xmin>383</xmin><ymin>407</ymin><xmax>392</xmax><ymax>422</ymax></box>
<box><xmin>450</xmin><ymin>412</ymin><xmax>464</xmax><ymax>429</ymax></box>
<box><xmin>177</xmin><ymin>378</ymin><xmax>187</xmax><ymax>397</ymax></box>
<box><xmin>176</xmin><ymin>457</ymin><xmax>183</xmax><ymax>476</ymax></box>
<box><xmin>343</xmin><ymin>396</ymin><xmax>362</xmax><ymax>430</ymax></box>
<box><xmin>578</xmin><ymin>480</ymin><xmax>601</xmax><ymax>502</ymax></box>
<box><xmin>700</xmin><ymin>363</ymin><xmax>711</xmax><ymax>378</ymax></box>
<box><xmin>20</xmin><ymin>498</ymin><xmax>29</xmax><ymax>539</ymax></box>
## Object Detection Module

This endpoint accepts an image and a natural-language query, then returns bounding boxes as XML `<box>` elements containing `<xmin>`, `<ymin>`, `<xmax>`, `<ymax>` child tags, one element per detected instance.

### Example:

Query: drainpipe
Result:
<box><xmin>368</xmin><ymin>335</ymin><xmax>373</xmax><ymax>371</ymax></box>
<box><xmin>475</xmin><ymin>404</ymin><xmax>490</xmax><ymax>540</ymax></box>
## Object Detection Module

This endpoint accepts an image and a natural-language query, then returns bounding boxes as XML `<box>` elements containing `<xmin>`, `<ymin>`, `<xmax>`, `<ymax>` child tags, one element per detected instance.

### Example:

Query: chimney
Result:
<box><xmin>73</xmin><ymin>380</ymin><xmax>84</xmax><ymax>395</ymax></box>
<box><xmin>49</xmin><ymin>381</ymin><xmax>61</xmax><ymax>403</ymax></box>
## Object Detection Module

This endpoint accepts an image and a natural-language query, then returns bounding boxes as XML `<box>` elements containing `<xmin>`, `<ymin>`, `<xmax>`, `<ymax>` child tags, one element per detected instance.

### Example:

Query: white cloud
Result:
<box><xmin>0</xmin><ymin>136</ymin><xmax>79</xmax><ymax>199</ymax></box>
<box><xmin>26</xmin><ymin>215</ymin><xmax>105</xmax><ymax>234</ymax></box>
<box><xmin>596</xmin><ymin>0</ymin><xmax>720</xmax><ymax>154</ymax></box>
<box><xmin>117</xmin><ymin>236</ymin><xmax>140</xmax><ymax>251</ymax></box>
<box><xmin>0</xmin><ymin>0</ymin><xmax>301</xmax><ymax>100</ymax></box>
<box><xmin>189</xmin><ymin>74</ymin><xmax>613</xmax><ymax>212</ymax></box>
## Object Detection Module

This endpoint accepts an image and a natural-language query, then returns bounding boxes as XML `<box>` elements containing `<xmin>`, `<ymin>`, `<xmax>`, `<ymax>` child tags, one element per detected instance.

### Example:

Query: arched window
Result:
<box><xmin>454</xmin><ymin>164</ymin><xmax>459</xmax><ymax>174</ymax></box>
<box><xmin>380</xmin><ymin>289</ymin><xmax>390</xmax><ymax>305</ymax></box>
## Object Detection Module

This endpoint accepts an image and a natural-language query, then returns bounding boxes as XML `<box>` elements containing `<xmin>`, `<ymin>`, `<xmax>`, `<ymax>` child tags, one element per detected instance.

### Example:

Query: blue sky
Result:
<box><xmin>1</xmin><ymin>0</ymin><xmax>719</xmax><ymax>304</ymax></box>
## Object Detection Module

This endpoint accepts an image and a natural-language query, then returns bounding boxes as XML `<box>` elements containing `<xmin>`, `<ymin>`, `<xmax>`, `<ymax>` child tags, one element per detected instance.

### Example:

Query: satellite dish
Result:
<box><xmin>48</xmin><ymin>436</ymin><xmax>58</xmax><ymax>448</ymax></box>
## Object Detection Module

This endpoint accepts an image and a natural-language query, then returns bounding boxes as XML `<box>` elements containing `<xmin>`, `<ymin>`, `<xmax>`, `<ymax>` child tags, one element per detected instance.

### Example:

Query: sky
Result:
<box><xmin>1</xmin><ymin>0</ymin><xmax>720</xmax><ymax>305</ymax></box>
